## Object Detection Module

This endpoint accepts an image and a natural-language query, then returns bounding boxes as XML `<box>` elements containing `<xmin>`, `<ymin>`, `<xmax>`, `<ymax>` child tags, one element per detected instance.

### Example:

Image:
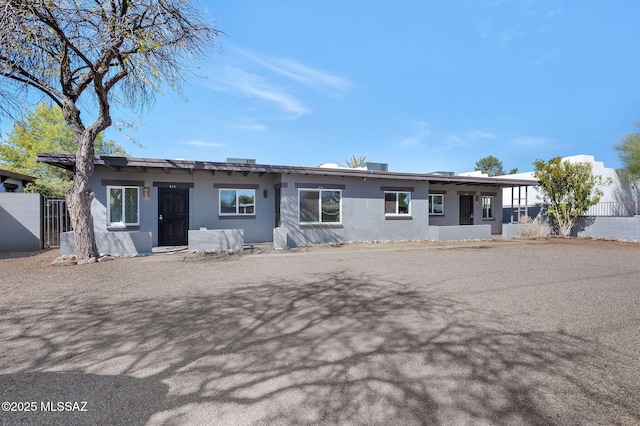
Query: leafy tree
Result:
<box><xmin>338</xmin><ymin>155</ymin><xmax>371</xmax><ymax>168</ymax></box>
<box><xmin>0</xmin><ymin>103</ymin><xmax>128</xmax><ymax>197</ymax></box>
<box><xmin>0</xmin><ymin>1</ymin><xmax>220</xmax><ymax>262</ymax></box>
<box><xmin>533</xmin><ymin>157</ymin><xmax>606</xmax><ymax>237</ymax></box>
<box><xmin>615</xmin><ymin>123</ymin><xmax>640</xmax><ymax>178</ymax></box>
<box><xmin>474</xmin><ymin>155</ymin><xmax>517</xmax><ymax>176</ymax></box>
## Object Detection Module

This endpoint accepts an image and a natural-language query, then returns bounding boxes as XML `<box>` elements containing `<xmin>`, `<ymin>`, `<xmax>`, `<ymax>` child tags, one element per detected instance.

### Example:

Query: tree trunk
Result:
<box><xmin>67</xmin><ymin>132</ymin><xmax>99</xmax><ymax>262</ymax></box>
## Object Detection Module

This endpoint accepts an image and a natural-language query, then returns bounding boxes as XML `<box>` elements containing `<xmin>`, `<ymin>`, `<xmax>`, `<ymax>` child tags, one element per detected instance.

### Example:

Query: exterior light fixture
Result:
<box><xmin>143</xmin><ymin>187</ymin><xmax>150</xmax><ymax>198</ymax></box>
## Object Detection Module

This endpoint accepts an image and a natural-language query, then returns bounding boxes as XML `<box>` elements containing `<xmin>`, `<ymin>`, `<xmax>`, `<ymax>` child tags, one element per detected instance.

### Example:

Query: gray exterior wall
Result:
<box><xmin>277</xmin><ymin>174</ymin><xmax>429</xmax><ymax>247</ymax></box>
<box><xmin>573</xmin><ymin>216</ymin><xmax>640</xmax><ymax>240</ymax></box>
<box><xmin>190</xmin><ymin>171</ymin><xmax>277</xmax><ymax>244</ymax></box>
<box><xmin>88</xmin><ymin>168</ymin><xmax>515</xmax><ymax>249</ymax></box>
<box><xmin>0</xmin><ymin>193</ymin><xmax>41</xmax><ymax>252</ymax></box>
<box><xmin>502</xmin><ymin>217</ymin><xmax>640</xmax><ymax>240</ymax></box>
<box><xmin>90</xmin><ymin>168</ymin><xmax>277</xmax><ymax>246</ymax></box>
<box><xmin>428</xmin><ymin>184</ymin><xmax>503</xmax><ymax>234</ymax></box>
<box><xmin>188</xmin><ymin>229</ymin><xmax>244</xmax><ymax>251</ymax></box>
<box><xmin>60</xmin><ymin>231</ymin><xmax>152</xmax><ymax>256</ymax></box>
<box><xmin>502</xmin><ymin>223</ymin><xmax>522</xmax><ymax>239</ymax></box>
<box><xmin>428</xmin><ymin>225</ymin><xmax>492</xmax><ymax>241</ymax></box>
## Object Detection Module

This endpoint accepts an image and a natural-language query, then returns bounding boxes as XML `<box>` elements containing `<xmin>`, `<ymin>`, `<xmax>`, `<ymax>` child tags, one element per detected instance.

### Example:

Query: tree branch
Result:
<box><xmin>0</xmin><ymin>58</ymin><xmax>64</xmax><ymax>108</ymax></box>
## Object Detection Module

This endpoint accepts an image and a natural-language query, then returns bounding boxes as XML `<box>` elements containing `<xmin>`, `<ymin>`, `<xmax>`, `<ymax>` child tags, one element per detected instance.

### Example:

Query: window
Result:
<box><xmin>108</xmin><ymin>186</ymin><xmax>139</xmax><ymax>226</ymax></box>
<box><xmin>482</xmin><ymin>196</ymin><xmax>494</xmax><ymax>219</ymax></box>
<box><xmin>385</xmin><ymin>191</ymin><xmax>411</xmax><ymax>215</ymax></box>
<box><xmin>429</xmin><ymin>194</ymin><xmax>444</xmax><ymax>215</ymax></box>
<box><xmin>3</xmin><ymin>183</ymin><xmax>18</xmax><ymax>192</ymax></box>
<box><xmin>299</xmin><ymin>189</ymin><xmax>341</xmax><ymax>223</ymax></box>
<box><xmin>220</xmin><ymin>189</ymin><xmax>255</xmax><ymax>215</ymax></box>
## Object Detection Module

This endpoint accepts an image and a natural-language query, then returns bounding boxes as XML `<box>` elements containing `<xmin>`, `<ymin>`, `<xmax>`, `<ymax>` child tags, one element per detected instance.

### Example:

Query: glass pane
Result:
<box><xmin>220</xmin><ymin>190</ymin><xmax>237</xmax><ymax>214</ymax></box>
<box><xmin>237</xmin><ymin>190</ymin><xmax>255</xmax><ymax>214</ymax></box>
<box><xmin>431</xmin><ymin>195</ymin><xmax>443</xmax><ymax>214</ymax></box>
<box><xmin>398</xmin><ymin>192</ymin><xmax>410</xmax><ymax>214</ymax></box>
<box><xmin>483</xmin><ymin>197</ymin><xmax>493</xmax><ymax>218</ymax></box>
<box><xmin>300</xmin><ymin>190</ymin><xmax>319</xmax><ymax>222</ymax></box>
<box><xmin>124</xmin><ymin>187</ymin><xmax>138</xmax><ymax>224</ymax></box>
<box><xmin>385</xmin><ymin>193</ymin><xmax>396</xmax><ymax>214</ymax></box>
<box><xmin>321</xmin><ymin>190</ymin><xmax>341</xmax><ymax>222</ymax></box>
<box><xmin>482</xmin><ymin>197</ymin><xmax>492</xmax><ymax>209</ymax></box>
<box><xmin>109</xmin><ymin>188</ymin><xmax>123</xmax><ymax>223</ymax></box>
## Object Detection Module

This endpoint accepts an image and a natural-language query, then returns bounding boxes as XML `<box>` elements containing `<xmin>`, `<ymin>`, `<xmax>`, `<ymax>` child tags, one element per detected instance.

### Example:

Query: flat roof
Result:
<box><xmin>37</xmin><ymin>153</ymin><xmax>539</xmax><ymax>187</ymax></box>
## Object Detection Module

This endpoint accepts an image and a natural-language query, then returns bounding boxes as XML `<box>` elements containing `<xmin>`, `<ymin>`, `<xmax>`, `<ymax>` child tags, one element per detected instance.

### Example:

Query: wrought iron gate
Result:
<box><xmin>43</xmin><ymin>197</ymin><xmax>71</xmax><ymax>248</ymax></box>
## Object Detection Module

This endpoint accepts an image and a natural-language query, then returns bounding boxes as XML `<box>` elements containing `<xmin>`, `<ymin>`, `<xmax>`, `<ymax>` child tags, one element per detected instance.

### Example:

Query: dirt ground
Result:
<box><xmin>1</xmin><ymin>238</ymin><xmax>639</xmax><ymax>425</ymax></box>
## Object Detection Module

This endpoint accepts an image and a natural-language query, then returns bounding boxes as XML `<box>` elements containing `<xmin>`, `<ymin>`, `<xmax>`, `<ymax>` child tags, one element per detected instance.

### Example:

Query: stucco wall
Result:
<box><xmin>90</xmin><ymin>169</ymin><xmax>278</xmax><ymax>246</ymax></box>
<box><xmin>0</xmin><ymin>193</ymin><xmax>41</xmax><ymax>251</ymax></box>
<box><xmin>278</xmin><ymin>175</ymin><xmax>430</xmax><ymax>247</ymax></box>
<box><xmin>428</xmin><ymin>225</ymin><xmax>492</xmax><ymax>241</ymax></box>
<box><xmin>188</xmin><ymin>229</ymin><xmax>244</xmax><ymax>251</ymax></box>
<box><xmin>89</xmin><ymin>168</ymin><xmax>514</xmax><ymax>248</ymax></box>
<box><xmin>60</xmin><ymin>231</ymin><xmax>152</xmax><ymax>256</ymax></box>
<box><xmin>573</xmin><ymin>216</ymin><xmax>640</xmax><ymax>240</ymax></box>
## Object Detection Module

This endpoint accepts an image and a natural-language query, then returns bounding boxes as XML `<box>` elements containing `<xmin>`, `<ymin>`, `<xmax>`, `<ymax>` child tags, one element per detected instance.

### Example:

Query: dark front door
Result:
<box><xmin>459</xmin><ymin>195</ymin><xmax>474</xmax><ymax>225</ymax></box>
<box><xmin>158</xmin><ymin>188</ymin><xmax>189</xmax><ymax>246</ymax></box>
<box><xmin>275</xmin><ymin>187</ymin><xmax>281</xmax><ymax>227</ymax></box>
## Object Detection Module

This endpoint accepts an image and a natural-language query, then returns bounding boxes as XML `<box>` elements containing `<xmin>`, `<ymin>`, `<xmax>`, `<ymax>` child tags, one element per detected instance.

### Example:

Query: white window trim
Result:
<box><xmin>482</xmin><ymin>195</ymin><xmax>494</xmax><ymax>219</ymax></box>
<box><xmin>107</xmin><ymin>186</ymin><xmax>140</xmax><ymax>227</ymax></box>
<box><xmin>384</xmin><ymin>191</ymin><xmax>411</xmax><ymax>216</ymax></box>
<box><xmin>429</xmin><ymin>194</ymin><xmax>445</xmax><ymax>216</ymax></box>
<box><xmin>219</xmin><ymin>188</ymin><xmax>256</xmax><ymax>216</ymax></box>
<box><xmin>298</xmin><ymin>188</ymin><xmax>342</xmax><ymax>224</ymax></box>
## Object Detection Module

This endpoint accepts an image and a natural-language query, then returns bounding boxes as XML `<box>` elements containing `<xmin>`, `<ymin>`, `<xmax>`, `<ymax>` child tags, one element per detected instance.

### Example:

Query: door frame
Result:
<box><xmin>274</xmin><ymin>186</ymin><xmax>281</xmax><ymax>227</ymax></box>
<box><xmin>459</xmin><ymin>194</ymin><xmax>474</xmax><ymax>225</ymax></box>
<box><xmin>157</xmin><ymin>186</ymin><xmax>190</xmax><ymax>246</ymax></box>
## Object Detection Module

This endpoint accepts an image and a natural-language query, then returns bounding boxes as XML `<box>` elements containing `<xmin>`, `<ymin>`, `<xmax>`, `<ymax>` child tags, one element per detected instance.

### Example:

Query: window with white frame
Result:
<box><xmin>429</xmin><ymin>194</ymin><xmax>444</xmax><ymax>215</ymax></box>
<box><xmin>482</xmin><ymin>196</ymin><xmax>494</xmax><ymax>219</ymax></box>
<box><xmin>385</xmin><ymin>191</ymin><xmax>411</xmax><ymax>215</ymax></box>
<box><xmin>299</xmin><ymin>189</ymin><xmax>341</xmax><ymax>223</ymax></box>
<box><xmin>219</xmin><ymin>189</ymin><xmax>255</xmax><ymax>215</ymax></box>
<box><xmin>108</xmin><ymin>186</ymin><xmax>139</xmax><ymax>226</ymax></box>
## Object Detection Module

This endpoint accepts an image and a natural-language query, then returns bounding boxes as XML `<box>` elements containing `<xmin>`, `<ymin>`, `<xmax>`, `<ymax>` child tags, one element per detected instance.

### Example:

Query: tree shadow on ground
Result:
<box><xmin>0</xmin><ymin>272</ymin><xmax>638</xmax><ymax>425</ymax></box>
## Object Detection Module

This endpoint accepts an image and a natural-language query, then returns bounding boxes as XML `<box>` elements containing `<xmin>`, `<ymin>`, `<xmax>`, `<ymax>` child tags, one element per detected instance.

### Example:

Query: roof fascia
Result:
<box><xmin>36</xmin><ymin>153</ymin><xmax>538</xmax><ymax>186</ymax></box>
<box><xmin>0</xmin><ymin>168</ymin><xmax>36</xmax><ymax>182</ymax></box>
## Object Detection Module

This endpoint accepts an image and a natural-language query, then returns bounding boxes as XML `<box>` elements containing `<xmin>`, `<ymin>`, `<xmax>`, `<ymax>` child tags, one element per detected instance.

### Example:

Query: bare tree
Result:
<box><xmin>0</xmin><ymin>0</ymin><xmax>221</xmax><ymax>262</ymax></box>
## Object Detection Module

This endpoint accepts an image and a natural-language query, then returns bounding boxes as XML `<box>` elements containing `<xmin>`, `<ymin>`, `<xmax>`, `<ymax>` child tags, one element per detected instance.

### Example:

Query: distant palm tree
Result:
<box><xmin>338</xmin><ymin>155</ymin><xmax>370</xmax><ymax>168</ymax></box>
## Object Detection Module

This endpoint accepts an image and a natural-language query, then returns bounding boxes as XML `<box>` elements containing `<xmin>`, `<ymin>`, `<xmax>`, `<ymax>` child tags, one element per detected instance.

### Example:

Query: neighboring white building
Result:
<box><xmin>461</xmin><ymin>155</ymin><xmax>640</xmax><ymax>219</ymax></box>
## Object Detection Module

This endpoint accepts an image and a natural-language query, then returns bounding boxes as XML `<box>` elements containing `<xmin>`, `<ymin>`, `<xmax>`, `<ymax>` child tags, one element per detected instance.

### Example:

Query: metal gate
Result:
<box><xmin>43</xmin><ymin>197</ymin><xmax>71</xmax><ymax>248</ymax></box>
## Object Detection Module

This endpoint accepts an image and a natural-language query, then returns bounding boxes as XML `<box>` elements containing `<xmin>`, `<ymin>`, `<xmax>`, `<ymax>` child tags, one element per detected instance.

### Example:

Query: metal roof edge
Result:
<box><xmin>36</xmin><ymin>153</ymin><xmax>539</xmax><ymax>186</ymax></box>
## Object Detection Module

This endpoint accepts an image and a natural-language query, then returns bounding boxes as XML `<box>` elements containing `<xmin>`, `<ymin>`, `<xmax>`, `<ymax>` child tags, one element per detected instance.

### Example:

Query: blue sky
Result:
<box><xmin>34</xmin><ymin>1</ymin><xmax>640</xmax><ymax>173</ymax></box>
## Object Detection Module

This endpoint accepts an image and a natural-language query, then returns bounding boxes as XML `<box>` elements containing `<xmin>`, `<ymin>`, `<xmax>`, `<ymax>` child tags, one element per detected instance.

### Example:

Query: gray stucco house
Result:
<box><xmin>38</xmin><ymin>153</ymin><xmax>538</xmax><ymax>255</ymax></box>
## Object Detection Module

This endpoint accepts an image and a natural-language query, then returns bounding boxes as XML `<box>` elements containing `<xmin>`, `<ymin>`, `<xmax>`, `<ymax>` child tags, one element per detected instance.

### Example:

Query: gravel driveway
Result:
<box><xmin>1</xmin><ymin>238</ymin><xmax>639</xmax><ymax>425</ymax></box>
